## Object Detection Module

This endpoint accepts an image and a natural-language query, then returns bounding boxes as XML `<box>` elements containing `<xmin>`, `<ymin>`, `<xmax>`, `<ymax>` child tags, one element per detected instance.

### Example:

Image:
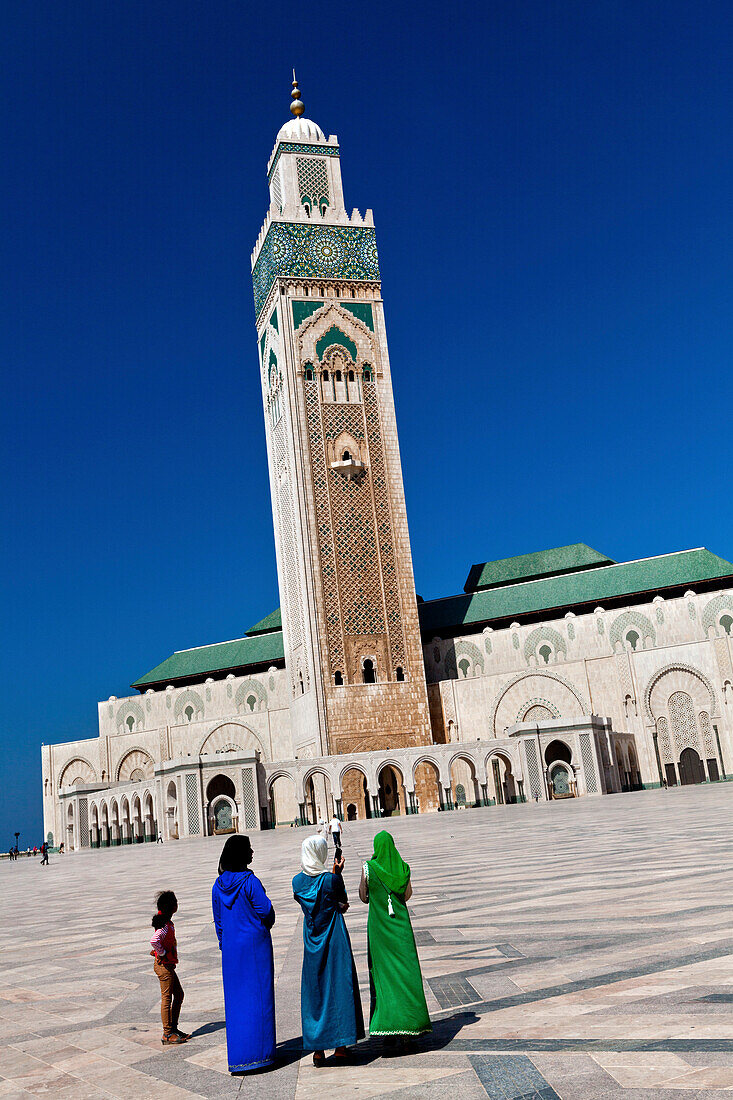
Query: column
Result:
<box><xmin>480</xmin><ymin>782</ymin><xmax>489</xmax><ymax>807</ymax></box>
<box><xmin>443</xmin><ymin>786</ymin><xmax>454</xmax><ymax>810</ymax></box>
<box><xmin>371</xmin><ymin>795</ymin><xmax>381</xmax><ymax>818</ymax></box>
<box><xmin>335</xmin><ymin>798</ymin><xmax>343</xmax><ymax>821</ymax></box>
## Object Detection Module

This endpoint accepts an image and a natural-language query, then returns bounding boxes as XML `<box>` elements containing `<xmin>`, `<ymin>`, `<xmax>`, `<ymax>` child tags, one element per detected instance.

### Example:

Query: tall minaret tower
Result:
<box><xmin>251</xmin><ymin>78</ymin><xmax>431</xmax><ymax>759</ymax></box>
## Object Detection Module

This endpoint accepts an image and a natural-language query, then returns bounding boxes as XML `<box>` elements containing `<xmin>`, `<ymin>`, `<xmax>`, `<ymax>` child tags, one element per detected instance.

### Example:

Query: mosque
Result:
<box><xmin>42</xmin><ymin>82</ymin><xmax>733</xmax><ymax>851</ymax></box>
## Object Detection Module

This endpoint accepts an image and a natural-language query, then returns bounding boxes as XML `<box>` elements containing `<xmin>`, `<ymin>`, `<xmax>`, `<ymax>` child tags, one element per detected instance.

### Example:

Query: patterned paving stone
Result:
<box><xmin>4</xmin><ymin>785</ymin><xmax>733</xmax><ymax>1096</ymax></box>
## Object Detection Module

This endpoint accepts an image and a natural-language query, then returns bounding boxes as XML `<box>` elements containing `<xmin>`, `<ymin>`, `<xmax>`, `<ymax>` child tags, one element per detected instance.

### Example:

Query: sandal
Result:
<box><xmin>312</xmin><ymin>1051</ymin><xmax>325</xmax><ymax>1067</ymax></box>
<box><xmin>162</xmin><ymin>1032</ymin><xmax>188</xmax><ymax>1044</ymax></box>
<box><xmin>174</xmin><ymin>1030</ymin><xmax>191</xmax><ymax>1041</ymax></box>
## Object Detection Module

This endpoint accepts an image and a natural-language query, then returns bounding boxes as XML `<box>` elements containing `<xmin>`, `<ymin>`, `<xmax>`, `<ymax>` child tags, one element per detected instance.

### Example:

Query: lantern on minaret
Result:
<box><xmin>251</xmin><ymin>77</ymin><xmax>432</xmax><ymax>758</ymax></box>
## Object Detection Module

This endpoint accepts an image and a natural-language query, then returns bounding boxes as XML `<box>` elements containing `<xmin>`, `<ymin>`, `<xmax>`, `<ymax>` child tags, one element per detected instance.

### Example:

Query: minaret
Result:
<box><xmin>251</xmin><ymin>78</ymin><xmax>432</xmax><ymax>758</ymax></box>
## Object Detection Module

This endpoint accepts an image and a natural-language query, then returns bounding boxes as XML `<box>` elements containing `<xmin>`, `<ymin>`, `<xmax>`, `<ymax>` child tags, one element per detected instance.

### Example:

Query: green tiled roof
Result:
<box><xmin>464</xmin><ymin>543</ymin><xmax>613</xmax><ymax>593</ymax></box>
<box><xmin>246</xmin><ymin>608</ymin><xmax>282</xmax><ymax>635</ymax></box>
<box><xmin>132</xmin><ymin>630</ymin><xmax>285</xmax><ymax>689</ymax></box>
<box><xmin>420</xmin><ymin>549</ymin><xmax>733</xmax><ymax>637</ymax></box>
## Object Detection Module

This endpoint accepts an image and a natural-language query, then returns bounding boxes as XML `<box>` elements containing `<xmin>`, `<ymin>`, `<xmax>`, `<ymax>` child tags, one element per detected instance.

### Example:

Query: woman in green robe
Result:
<box><xmin>358</xmin><ymin>831</ymin><xmax>431</xmax><ymax>1042</ymax></box>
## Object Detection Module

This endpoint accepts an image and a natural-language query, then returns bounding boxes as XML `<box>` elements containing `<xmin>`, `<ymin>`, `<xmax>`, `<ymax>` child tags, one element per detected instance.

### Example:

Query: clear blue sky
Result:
<box><xmin>2</xmin><ymin>0</ymin><xmax>732</xmax><ymax>844</ymax></box>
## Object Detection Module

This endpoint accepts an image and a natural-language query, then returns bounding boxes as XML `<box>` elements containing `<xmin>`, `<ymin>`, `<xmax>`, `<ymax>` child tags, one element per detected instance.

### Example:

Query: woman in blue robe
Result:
<box><xmin>292</xmin><ymin>834</ymin><xmax>365</xmax><ymax>1066</ymax></box>
<box><xmin>212</xmin><ymin>835</ymin><xmax>276</xmax><ymax>1073</ymax></box>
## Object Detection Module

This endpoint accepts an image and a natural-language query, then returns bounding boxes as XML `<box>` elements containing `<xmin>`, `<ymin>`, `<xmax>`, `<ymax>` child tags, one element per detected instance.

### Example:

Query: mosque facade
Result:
<box><xmin>42</xmin><ymin>87</ymin><xmax>733</xmax><ymax>851</ymax></box>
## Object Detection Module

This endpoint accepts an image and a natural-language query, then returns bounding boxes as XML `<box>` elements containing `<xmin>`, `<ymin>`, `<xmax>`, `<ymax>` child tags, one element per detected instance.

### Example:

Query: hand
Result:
<box><xmin>338</xmin><ymin>901</ymin><xmax>350</xmax><ymax>913</ymax></box>
<box><xmin>149</xmin><ymin>950</ymin><xmax>156</xmax><ymax>956</ymax></box>
<box><xmin>334</xmin><ymin>857</ymin><xmax>345</xmax><ymax>874</ymax></box>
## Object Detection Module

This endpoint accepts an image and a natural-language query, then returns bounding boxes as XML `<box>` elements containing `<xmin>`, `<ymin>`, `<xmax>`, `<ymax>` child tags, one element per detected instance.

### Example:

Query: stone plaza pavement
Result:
<box><xmin>4</xmin><ymin>787</ymin><xmax>733</xmax><ymax>1098</ymax></box>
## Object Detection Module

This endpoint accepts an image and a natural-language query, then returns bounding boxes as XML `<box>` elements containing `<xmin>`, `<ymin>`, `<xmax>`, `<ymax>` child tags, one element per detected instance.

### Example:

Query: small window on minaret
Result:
<box><xmin>305</xmin><ymin>368</ymin><xmax>313</xmax><ymax>380</ymax></box>
<box><xmin>348</xmin><ymin>370</ymin><xmax>355</xmax><ymax>382</ymax></box>
<box><xmin>335</xmin><ymin>370</ymin><xmax>342</xmax><ymax>382</ymax></box>
<box><xmin>362</xmin><ymin>658</ymin><xmax>376</xmax><ymax>684</ymax></box>
<box><xmin>299</xmin><ymin>672</ymin><xmax>304</xmax><ymax>695</ymax></box>
<box><xmin>334</xmin><ymin>671</ymin><xmax>343</xmax><ymax>686</ymax></box>
<box><xmin>323</xmin><ymin>370</ymin><xmax>329</xmax><ymax>381</ymax></box>
<box><xmin>342</xmin><ymin>450</ymin><xmax>351</xmax><ymax>461</ymax></box>
<box><xmin>395</xmin><ymin>667</ymin><xmax>404</xmax><ymax>681</ymax></box>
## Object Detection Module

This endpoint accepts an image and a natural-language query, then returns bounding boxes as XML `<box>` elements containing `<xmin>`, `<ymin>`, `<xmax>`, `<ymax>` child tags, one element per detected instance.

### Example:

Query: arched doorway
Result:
<box><xmin>340</xmin><ymin>768</ymin><xmax>371</xmax><ymax>820</ymax></box>
<box><xmin>143</xmin><ymin>791</ymin><xmax>156</xmax><ymax>841</ymax></box>
<box><xmin>488</xmin><ymin>754</ymin><xmax>516</xmax><ymax>805</ymax></box>
<box><xmin>206</xmin><ymin>774</ymin><xmax>237</xmax><ymax>834</ymax></box>
<box><xmin>413</xmin><ymin>760</ymin><xmax>441</xmax><ymax>813</ymax></box>
<box><xmin>378</xmin><ymin>764</ymin><xmax>406</xmax><ymax>816</ymax></box>
<box><xmin>131</xmin><ymin>795</ymin><xmax>143</xmax><ymax>842</ymax></box>
<box><xmin>303</xmin><ymin>771</ymin><xmax>334</xmax><ymax>825</ymax></box>
<box><xmin>120</xmin><ymin>796</ymin><xmax>132</xmax><ymax>844</ymax></box>
<box><xmin>166</xmin><ymin>781</ymin><xmax>179</xmax><ymax>840</ymax></box>
<box><xmin>545</xmin><ymin>740</ymin><xmax>576</xmax><ymax>798</ymax></box>
<box><xmin>679</xmin><ymin>747</ymin><xmax>705</xmax><ymax>786</ymax></box>
<box><xmin>67</xmin><ymin>802</ymin><xmax>76</xmax><ymax>850</ymax></box>
<box><xmin>110</xmin><ymin>801</ymin><xmax>120</xmax><ymax>846</ymax></box>
<box><xmin>450</xmin><ymin>756</ymin><xmax>479</xmax><ymax>808</ymax></box>
<box><xmin>90</xmin><ymin>803</ymin><xmax>99</xmax><ymax>849</ymax></box>
<box><xmin>269</xmin><ymin>774</ymin><xmax>297</xmax><ymax>827</ymax></box>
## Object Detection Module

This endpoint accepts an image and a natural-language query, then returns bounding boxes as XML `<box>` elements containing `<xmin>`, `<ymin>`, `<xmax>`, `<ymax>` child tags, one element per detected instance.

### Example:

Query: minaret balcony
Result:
<box><xmin>330</xmin><ymin>458</ymin><xmax>365</xmax><ymax>481</ymax></box>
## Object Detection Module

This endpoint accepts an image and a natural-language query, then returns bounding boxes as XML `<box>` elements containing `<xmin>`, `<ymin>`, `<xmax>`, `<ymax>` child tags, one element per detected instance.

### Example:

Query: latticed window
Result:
<box><xmin>296</xmin><ymin>157</ymin><xmax>329</xmax><ymax>214</ymax></box>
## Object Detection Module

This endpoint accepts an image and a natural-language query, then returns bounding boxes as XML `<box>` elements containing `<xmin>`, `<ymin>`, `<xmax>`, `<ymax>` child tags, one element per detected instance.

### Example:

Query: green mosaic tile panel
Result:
<box><xmin>292</xmin><ymin>300</ymin><xmax>324</xmax><ymax>329</ymax></box>
<box><xmin>316</xmin><ymin>325</ymin><xmax>357</xmax><ymax>363</ymax></box>
<box><xmin>267</xmin><ymin>141</ymin><xmax>339</xmax><ymax>183</ymax></box>
<box><xmin>252</xmin><ymin>222</ymin><xmax>380</xmax><ymax>318</ymax></box>
<box><xmin>341</xmin><ymin>301</ymin><xmax>374</xmax><ymax>330</ymax></box>
<box><xmin>270</xmin><ymin>307</ymin><xmax>278</xmax><ymax>332</ymax></box>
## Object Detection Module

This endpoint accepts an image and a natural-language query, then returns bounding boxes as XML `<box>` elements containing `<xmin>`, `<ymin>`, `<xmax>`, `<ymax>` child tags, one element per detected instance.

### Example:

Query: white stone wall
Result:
<box><xmin>425</xmin><ymin>587</ymin><xmax>733</xmax><ymax>786</ymax></box>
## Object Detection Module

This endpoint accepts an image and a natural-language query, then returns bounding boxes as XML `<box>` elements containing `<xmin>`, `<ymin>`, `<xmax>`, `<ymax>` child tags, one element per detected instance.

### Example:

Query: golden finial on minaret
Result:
<box><xmin>290</xmin><ymin>69</ymin><xmax>305</xmax><ymax>117</ymax></box>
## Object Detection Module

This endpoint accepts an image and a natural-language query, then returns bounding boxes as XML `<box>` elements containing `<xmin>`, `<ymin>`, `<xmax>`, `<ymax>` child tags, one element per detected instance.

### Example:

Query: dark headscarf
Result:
<box><xmin>218</xmin><ymin>834</ymin><xmax>252</xmax><ymax>876</ymax></box>
<box><xmin>368</xmin><ymin>830</ymin><xmax>411</xmax><ymax>894</ymax></box>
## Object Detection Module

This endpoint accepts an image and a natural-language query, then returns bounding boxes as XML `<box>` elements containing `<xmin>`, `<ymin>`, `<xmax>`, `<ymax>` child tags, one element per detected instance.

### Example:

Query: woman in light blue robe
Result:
<box><xmin>212</xmin><ymin>835</ymin><xmax>276</xmax><ymax>1074</ymax></box>
<box><xmin>292</xmin><ymin>834</ymin><xmax>364</xmax><ymax>1065</ymax></box>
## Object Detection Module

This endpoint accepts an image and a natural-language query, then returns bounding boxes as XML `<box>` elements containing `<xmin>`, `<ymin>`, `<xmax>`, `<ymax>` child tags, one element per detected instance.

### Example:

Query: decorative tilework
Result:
<box><xmin>341</xmin><ymin>301</ymin><xmax>374</xmax><ymax>330</ymax></box>
<box><xmin>702</xmin><ymin>594</ymin><xmax>733</xmax><ymax>634</ymax></box>
<box><xmin>523</xmin><ymin>626</ymin><xmax>566</xmax><ymax>664</ymax></box>
<box><xmin>700</xmin><ymin>710</ymin><xmax>715</xmax><ymax>757</ymax></box>
<box><xmin>296</xmin><ymin>156</ymin><xmax>330</xmax><ymax>211</ymax></box>
<box><xmin>670</xmin><ymin>691</ymin><xmax>699</xmax><ymax>753</ymax></box>
<box><xmin>524</xmin><ymin>740</ymin><xmax>542</xmax><ymax>799</ymax></box>
<box><xmin>185</xmin><ymin>773</ymin><xmax>200</xmax><ymax>836</ymax></box>
<box><xmin>269</xmin><ymin>307</ymin><xmax>278</xmax><ymax>332</ymax></box>
<box><xmin>252</xmin><ymin>223</ymin><xmax>379</xmax><ymax>318</ymax></box>
<box><xmin>78</xmin><ymin>799</ymin><xmax>89</xmax><ymax>848</ymax></box>
<box><xmin>292</xmin><ymin>299</ymin><xmax>324</xmax><ymax>328</ymax></box>
<box><xmin>241</xmin><ymin>769</ymin><xmax>258</xmax><ymax>830</ymax></box>
<box><xmin>267</xmin><ymin>141</ymin><xmax>339</xmax><ymax>184</ymax></box>
<box><xmin>609</xmin><ymin>610</ymin><xmax>655</xmax><ymax>650</ymax></box>
<box><xmin>316</xmin><ymin>325</ymin><xmax>357</xmax><ymax>363</ymax></box>
<box><xmin>579</xmin><ymin>732</ymin><xmax>598</xmax><ymax>793</ymax></box>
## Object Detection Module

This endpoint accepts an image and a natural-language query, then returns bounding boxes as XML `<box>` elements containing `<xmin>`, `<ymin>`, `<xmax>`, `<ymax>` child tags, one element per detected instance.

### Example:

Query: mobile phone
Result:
<box><xmin>334</xmin><ymin>846</ymin><xmax>343</xmax><ymax>861</ymax></box>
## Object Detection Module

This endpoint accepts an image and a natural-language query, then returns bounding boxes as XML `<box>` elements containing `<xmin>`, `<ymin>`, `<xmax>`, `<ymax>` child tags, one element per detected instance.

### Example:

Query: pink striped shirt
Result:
<box><xmin>150</xmin><ymin>920</ymin><xmax>178</xmax><ymax>965</ymax></box>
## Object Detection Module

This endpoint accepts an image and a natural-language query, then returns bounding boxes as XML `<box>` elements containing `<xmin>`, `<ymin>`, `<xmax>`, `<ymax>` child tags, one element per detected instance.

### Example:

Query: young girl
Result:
<box><xmin>150</xmin><ymin>890</ymin><xmax>190</xmax><ymax>1045</ymax></box>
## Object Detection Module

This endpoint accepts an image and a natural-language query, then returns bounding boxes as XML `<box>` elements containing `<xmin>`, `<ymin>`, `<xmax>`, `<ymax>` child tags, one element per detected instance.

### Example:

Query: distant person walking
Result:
<box><xmin>292</xmin><ymin>835</ymin><xmax>364</xmax><ymax>1066</ymax></box>
<box><xmin>212</xmin><ymin>835</ymin><xmax>276</xmax><ymax>1074</ymax></box>
<box><xmin>359</xmin><ymin>831</ymin><xmax>431</xmax><ymax>1048</ymax></box>
<box><xmin>150</xmin><ymin>890</ymin><xmax>189</xmax><ymax>1045</ymax></box>
<box><xmin>39</xmin><ymin>843</ymin><xmax>49</xmax><ymax>866</ymax></box>
<box><xmin>328</xmin><ymin>815</ymin><xmax>342</xmax><ymax>848</ymax></box>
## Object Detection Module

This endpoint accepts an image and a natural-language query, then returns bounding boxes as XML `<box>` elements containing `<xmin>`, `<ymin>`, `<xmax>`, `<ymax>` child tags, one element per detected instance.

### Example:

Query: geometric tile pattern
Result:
<box><xmin>252</xmin><ymin>223</ymin><xmax>379</xmax><ymax>318</ymax></box>
<box><xmin>6</xmin><ymin>784</ymin><xmax>733</xmax><ymax>1098</ymax></box>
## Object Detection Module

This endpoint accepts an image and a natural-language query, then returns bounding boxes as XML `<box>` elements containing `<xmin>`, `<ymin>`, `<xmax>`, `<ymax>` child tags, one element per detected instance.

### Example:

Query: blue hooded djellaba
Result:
<box><xmin>212</xmin><ymin>836</ymin><xmax>276</xmax><ymax>1073</ymax></box>
<box><xmin>292</xmin><ymin>835</ymin><xmax>365</xmax><ymax>1052</ymax></box>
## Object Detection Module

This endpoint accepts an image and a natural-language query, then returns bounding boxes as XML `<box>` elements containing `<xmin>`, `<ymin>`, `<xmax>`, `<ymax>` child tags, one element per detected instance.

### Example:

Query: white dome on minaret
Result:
<box><xmin>277</xmin><ymin>116</ymin><xmax>325</xmax><ymax>142</ymax></box>
<box><xmin>277</xmin><ymin>73</ymin><xmax>325</xmax><ymax>143</ymax></box>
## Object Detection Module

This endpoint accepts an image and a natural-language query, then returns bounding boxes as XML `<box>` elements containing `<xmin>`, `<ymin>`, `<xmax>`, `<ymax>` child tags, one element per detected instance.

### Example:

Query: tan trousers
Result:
<box><xmin>154</xmin><ymin>959</ymin><xmax>184</xmax><ymax>1033</ymax></box>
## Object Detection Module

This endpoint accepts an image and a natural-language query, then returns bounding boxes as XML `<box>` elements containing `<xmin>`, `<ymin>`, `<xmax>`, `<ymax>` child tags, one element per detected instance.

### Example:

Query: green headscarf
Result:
<box><xmin>368</xmin><ymin>830</ymin><xmax>411</xmax><ymax>895</ymax></box>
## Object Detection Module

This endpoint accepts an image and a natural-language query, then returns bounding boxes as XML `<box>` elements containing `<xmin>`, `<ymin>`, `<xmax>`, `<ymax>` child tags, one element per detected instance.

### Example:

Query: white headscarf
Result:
<box><xmin>301</xmin><ymin>834</ymin><xmax>328</xmax><ymax>877</ymax></box>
